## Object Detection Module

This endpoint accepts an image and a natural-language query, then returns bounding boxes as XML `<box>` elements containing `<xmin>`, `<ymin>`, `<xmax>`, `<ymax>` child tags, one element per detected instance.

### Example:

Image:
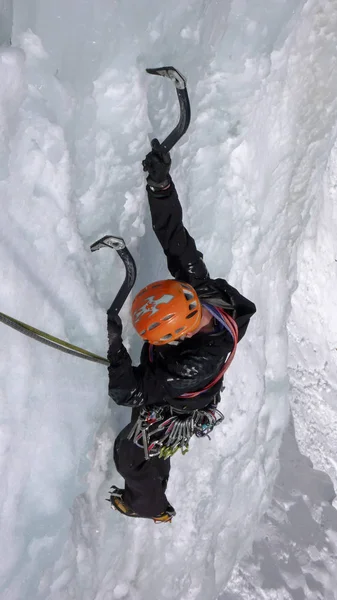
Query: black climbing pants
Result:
<box><xmin>114</xmin><ymin>417</ymin><xmax>171</xmax><ymax>518</ymax></box>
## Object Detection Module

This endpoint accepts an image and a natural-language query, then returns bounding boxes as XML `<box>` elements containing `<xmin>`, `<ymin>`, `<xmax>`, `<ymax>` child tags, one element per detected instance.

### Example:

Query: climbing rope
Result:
<box><xmin>0</xmin><ymin>311</ymin><xmax>108</xmax><ymax>366</ymax></box>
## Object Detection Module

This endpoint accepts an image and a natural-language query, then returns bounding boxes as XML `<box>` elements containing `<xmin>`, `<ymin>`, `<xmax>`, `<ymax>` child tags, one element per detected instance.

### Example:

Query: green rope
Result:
<box><xmin>0</xmin><ymin>311</ymin><xmax>109</xmax><ymax>366</ymax></box>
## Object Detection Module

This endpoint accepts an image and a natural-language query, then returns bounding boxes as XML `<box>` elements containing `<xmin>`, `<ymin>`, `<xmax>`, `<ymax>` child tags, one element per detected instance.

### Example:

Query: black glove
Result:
<box><xmin>142</xmin><ymin>138</ymin><xmax>171</xmax><ymax>190</ymax></box>
<box><xmin>107</xmin><ymin>314</ymin><xmax>122</xmax><ymax>356</ymax></box>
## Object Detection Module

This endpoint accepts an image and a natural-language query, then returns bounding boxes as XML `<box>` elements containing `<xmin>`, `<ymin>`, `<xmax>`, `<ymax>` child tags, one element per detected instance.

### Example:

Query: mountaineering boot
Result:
<box><xmin>152</xmin><ymin>507</ymin><xmax>176</xmax><ymax>523</ymax></box>
<box><xmin>107</xmin><ymin>486</ymin><xmax>138</xmax><ymax>517</ymax></box>
<box><xmin>107</xmin><ymin>486</ymin><xmax>176</xmax><ymax>523</ymax></box>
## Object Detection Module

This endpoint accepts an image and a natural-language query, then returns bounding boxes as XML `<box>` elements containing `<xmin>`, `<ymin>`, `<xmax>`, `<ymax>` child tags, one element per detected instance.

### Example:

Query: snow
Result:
<box><xmin>0</xmin><ymin>0</ymin><xmax>337</xmax><ymax>599</ymax></box>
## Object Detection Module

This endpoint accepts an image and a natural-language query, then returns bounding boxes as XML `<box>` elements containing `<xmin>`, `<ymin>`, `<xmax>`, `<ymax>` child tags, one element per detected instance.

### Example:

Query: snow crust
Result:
<box><xmin>0</xmin><ymin>0</ymin><xmax>337</xmax><ymax>598</ymax></box>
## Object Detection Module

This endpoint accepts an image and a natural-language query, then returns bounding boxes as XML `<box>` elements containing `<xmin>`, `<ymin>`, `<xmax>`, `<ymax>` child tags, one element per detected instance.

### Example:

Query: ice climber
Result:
<box><xmin>107</xmin><ymin>140</ymin><xmax>256</xmax><ymax>523</ymax></box>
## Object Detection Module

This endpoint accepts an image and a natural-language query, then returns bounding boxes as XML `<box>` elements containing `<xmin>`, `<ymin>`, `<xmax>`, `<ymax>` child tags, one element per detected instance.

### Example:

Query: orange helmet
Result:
<box><xmin>131</xmin><ymin>279</ymin><xmax>201</xmax><ymax>345</ymax></box>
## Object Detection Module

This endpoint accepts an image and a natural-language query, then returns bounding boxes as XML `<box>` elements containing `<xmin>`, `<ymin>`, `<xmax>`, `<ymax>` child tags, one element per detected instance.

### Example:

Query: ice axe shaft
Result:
<box><xmin>90</xmin><ymin>235</ymin><xmax>137</xmax><ymax>319</ymax></box>
<box><xmin>146</xmin><ymin>66</ymin><xmax>191</xmax><ymax>153</ymax></box>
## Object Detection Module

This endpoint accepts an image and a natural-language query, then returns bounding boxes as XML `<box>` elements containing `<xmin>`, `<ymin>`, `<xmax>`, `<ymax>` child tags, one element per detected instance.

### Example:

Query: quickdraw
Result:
<box><xmin>127</xmin><ymin>404</ymin><xmax>224</xmax><ymax>460</ymax></box>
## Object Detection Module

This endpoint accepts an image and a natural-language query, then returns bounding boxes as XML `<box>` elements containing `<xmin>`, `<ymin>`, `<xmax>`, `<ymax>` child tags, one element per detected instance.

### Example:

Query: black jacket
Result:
<box><xmin>108</xmin><ymin>178</ymin><xmax>256</xmax><ymax>413</ymax></box>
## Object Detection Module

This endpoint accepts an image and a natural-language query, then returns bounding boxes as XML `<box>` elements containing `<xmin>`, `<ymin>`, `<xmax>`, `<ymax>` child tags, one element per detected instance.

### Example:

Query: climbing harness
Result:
<box><xmin>127</xmin><ymin>403</ymin><xmax>224</xmax><ymax>460</ymax></box>
<box><xmin>138</xmin><ymin>304</ymin><xmax>238</xmax><ymax>459</ymax></box>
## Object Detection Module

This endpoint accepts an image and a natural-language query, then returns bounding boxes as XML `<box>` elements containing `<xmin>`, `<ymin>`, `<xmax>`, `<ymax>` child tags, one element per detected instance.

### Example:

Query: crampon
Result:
<box><xmin>107</xmin><ymin>486</ymin><xmax>175</xmax><ymax>523</ymax></box>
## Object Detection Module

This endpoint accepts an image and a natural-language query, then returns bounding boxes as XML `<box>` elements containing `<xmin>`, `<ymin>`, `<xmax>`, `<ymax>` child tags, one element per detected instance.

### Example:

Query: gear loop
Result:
<box><xmin>129</xmin><ymin>404</ymin><xmax>224</xmax><ymax>460</ymax></box>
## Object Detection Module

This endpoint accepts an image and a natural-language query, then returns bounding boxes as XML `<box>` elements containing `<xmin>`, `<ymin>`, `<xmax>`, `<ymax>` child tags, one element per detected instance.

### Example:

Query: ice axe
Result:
<box><xmin>0</xmin><ymin>238</ymin><xmax>135</xmax><ymax>365</ymax></box>
<box><xmin>0</xmin><ymin>69</ymin><xmax>190</xmax><ymax>364</ymax></box>
<box><xmin>90</xmin><ymin>236</ymin><xmax>137</xmax><ymax>320</ymax></box>
<box><xmin>145</xmin><ymin>66</ymin><xmax>191</xmax><ymax>153</ymax></box>
<box><xmin>92</xmin><ymin>66</ymin><xmax>191</xmax><ymax>315</ymax></box>
<box><xmin>91</xmin><ymin>67</ymin><xmax>190</xmax><ymax>316</ymax></box>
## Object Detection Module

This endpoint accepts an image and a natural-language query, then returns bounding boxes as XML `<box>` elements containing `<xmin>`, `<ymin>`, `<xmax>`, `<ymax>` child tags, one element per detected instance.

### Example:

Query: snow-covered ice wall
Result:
<box><xmin>0</xmin><ymin>0</ymin><xmax>12</xmax><ymax>46</ymax></box>
<box><xmin>0</xmin><ymin>0</ymin><xmax>337</xmax><ymax>598</ymax></box>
